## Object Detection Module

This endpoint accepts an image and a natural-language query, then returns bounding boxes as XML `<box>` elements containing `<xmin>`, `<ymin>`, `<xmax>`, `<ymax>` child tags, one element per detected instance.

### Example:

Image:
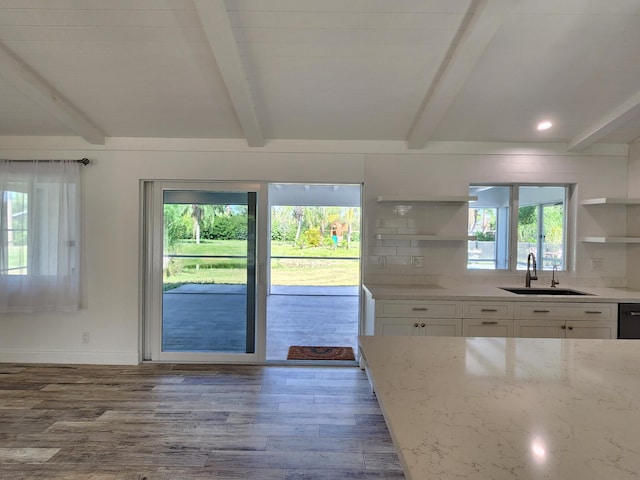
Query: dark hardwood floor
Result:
<box><xmin>0</xmin><ymin>363</ymin><xmax>405</xmax><ymax>479</ymax></box>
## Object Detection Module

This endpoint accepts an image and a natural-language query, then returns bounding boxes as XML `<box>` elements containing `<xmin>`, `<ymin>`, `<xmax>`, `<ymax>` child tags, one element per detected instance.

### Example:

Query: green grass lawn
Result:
<box><xmin>170</xmin><ymin>239</ymin><xmax>360</xmax><ymax>257</ymax></box>
<box><xmin>164</xmin><ymin>239</ymin><xmax>360</xmax><ymax>290</ymax></box>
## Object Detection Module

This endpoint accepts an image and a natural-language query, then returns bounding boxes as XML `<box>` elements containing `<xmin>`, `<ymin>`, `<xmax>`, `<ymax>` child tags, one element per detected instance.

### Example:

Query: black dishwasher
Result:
<box><xmin>618</xmin><ymin>304</ymin><xmax>640</xmax><ymax>339</ymax></box>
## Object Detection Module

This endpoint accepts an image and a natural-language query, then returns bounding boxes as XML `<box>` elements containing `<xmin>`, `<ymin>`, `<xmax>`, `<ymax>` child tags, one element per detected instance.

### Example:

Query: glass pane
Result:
<box><xmin>468</xmin><ymin>186</ymin><xmax>510</xmax><ymax>270</ymax></box>
<box><xmin>468</xmin><ymin>207</ymin><xmax>497</xmax><ymax>269</ymax></box>
<box><xmin>517</xmin><ymin>204</ymin><xmax>539</xmax><ymax>270</ymax></box>
<box><xmin>3</xmin><ymin>190</ymin><xmax>28</xmax><ymax>275</ymax></box>
<box><xmin>542</xmin><ymin>204</ymin><xmax>564</xmax><ymax>270</ymax></box>
<box><xmin>161</xmin><ymin>191</ymin><xmax>255</xmax><ymax>353</ymax></box>
<box><xmin>518</xmin><ymin>186</ymin><xmax>566</xmax><ymax>270</ymax></box>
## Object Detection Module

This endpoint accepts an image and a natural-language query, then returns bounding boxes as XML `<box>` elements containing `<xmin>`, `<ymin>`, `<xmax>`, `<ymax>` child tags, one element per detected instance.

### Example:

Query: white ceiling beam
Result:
<box><xmin>568</xmin><ymin>90</ymin><xmax>640</xmax><ymax>151</ymax></box>
<box><xmin>193</xmin><ymin>0</ymin><xmax>264</xmax><ymax>147</ymax></box>
<box><xmin>406</xmin><ymin>0</ymin><xmax>513</xmax><ymax>150</ymax></box>
<box><xmin>0</xmin><ymin>42</ymin><xmax>105</xmax><ymax>145</ymax></box>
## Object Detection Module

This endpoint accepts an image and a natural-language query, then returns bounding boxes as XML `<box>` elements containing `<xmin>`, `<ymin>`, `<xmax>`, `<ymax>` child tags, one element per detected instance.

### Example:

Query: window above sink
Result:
<box><xmin>468</xmin><ymin>184</ymin><xmax>570</xmax><ymax>272</ymax></box>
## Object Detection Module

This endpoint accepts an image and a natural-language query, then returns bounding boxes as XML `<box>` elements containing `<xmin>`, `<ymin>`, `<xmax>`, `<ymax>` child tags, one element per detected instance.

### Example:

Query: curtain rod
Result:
<box><xmin>1</xmin><ymin>158</ymin><xmax>90</xmax><ymax>165</ymax></box>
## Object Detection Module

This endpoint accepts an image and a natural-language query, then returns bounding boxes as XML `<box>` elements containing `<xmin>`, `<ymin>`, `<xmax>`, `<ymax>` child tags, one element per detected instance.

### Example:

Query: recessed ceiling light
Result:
<box><xmin>537</xmin><ymin>121</ymin><xmax>553</xmax><ymax>131</ymax></box>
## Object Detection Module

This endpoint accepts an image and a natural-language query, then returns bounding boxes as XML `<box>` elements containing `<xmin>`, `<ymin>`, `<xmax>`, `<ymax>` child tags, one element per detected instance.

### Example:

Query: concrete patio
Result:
<box><xmin>162</xmin><ymin>285</ymin><xmax>359</xmax><ymax>361</ymax></box>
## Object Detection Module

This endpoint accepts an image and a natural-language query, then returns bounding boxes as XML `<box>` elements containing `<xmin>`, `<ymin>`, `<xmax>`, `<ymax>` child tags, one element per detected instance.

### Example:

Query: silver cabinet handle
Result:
<box><xmin>629</xmin><ymin>312</ymin><xmax>640</xmax><ymax>316</ymax></box>
<box><xmin>584</xmin><ymin>311</ymin><xmax>602</xmax><ymax>314</ymax></box>
<box><xmin>412</xmin><ymin>307</ymin><xmax>428</xmax><ymax>311</ymax></box>
<box><xmin>414</xmin><ymin>323</ymin><xmax>419</xmax><ymax>328</ymax></box>
<box><xmin>482</xmin><ymin>321</ymin><xmax>498</xmax><ymax>325</ymax></box>
<box><xmin>481</xmin><ymin>309</ymin><xmax>498</xmax><ymax>312</ymax></box>
<box><xmin>420</xmin><ymin>323</ymin><xmax>426</xmax><ymax>328</ymax></box>
<box><xmin>533</xmin><ymin>310</ymin><xmax>550</xmax><ymax>313</ymax></box>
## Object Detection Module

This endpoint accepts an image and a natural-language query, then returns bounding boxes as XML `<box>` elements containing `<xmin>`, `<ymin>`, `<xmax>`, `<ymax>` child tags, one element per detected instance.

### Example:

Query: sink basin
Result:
<box><xmin>500</xmin><ymin>287</ymin><xmax>592</xmax><ymax>296</ymax></box>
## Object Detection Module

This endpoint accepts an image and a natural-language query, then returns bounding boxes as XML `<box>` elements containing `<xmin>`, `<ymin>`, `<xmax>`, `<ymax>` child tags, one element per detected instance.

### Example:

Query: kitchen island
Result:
<box><xmin>359</xmin><ymin>335</ymin><xmax>640</xmax><ymax>480</ymax></box>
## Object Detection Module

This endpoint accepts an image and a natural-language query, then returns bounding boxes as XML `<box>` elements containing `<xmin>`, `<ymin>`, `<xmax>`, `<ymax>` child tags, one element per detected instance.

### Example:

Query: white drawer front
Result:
<box><xmin>515</xmin><ymin>302</ymin><xmax>616</xmax><ymax>321</ymax></box>
<box><xmin>463</xmin><ymin>301</ymin><xmax>513</xmax><ymax>319</ymax></box>
<box><xmin>463</xmin><ymin>319</ymin><xmax>514</xmax><ymax>337</ymax></box>
<box><xmin>379</xmin><ymin>300</ymin><xmax>462</xmax><ymax>318</ymax></box>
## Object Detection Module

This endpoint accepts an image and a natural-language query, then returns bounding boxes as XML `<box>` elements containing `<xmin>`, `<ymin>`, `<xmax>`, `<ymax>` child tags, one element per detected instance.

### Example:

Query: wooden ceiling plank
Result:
<box><xmin>406</xmin><ymin>0</ymin><xmax>512</xmax><ymax>149</ymax></box>
<box><xmin>567</xmin><ymin>90</ymin><xmax>640</xmax><ymax>151</ymax></box>
<box><xmin>0</xmin><ymin>42</ymin><xmax>105</xmax><ymax>145</ymax></box>
<box><xmin>193</xmin><ymin>0</ymin><xmax>264</xmax><ymax>147</ymax></box>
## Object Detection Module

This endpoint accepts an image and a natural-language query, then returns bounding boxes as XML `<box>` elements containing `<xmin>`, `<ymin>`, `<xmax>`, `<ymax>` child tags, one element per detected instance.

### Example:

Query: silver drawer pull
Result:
<box><xmin>584</xmin><ymin>311</ymin><xmax>602</xmax><ymax>314</ymax></box>
<box><xmin>412</xmin><ymin>307</ymin><xmax>428</xmax><ymax>311</ymax></box>
<box><xmin>533</xmin><ymin>310</ymin><xmax>550</xmax><ymax>313</ymax></box>
<box><xmin>482</xmin><ymin>321</ymin><xmax>498</xmax><ymax>325</ymax></box>
<box><xmin>481</xmin><ymin>309</ymin><xmax>498</xmax><ymax>312</ymax></box>
<box><xmin>629</xmin><ymin>312</ymin><xmax>640</xmax><ymax>316</ymax></box>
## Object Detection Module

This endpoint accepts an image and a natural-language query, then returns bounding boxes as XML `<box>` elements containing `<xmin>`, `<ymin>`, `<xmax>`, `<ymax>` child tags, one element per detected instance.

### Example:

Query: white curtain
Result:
<box><xmin>0</xmin><ymin>160</ymin><xmax>81</xmax><ymax>313</ymax></box>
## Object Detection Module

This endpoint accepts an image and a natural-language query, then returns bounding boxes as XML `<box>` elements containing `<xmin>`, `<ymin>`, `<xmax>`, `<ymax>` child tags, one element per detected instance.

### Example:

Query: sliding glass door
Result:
<box><xmin>145</xmin><ymin>181</ymin><xmax>266</xmax><ymax>362</ymax></box>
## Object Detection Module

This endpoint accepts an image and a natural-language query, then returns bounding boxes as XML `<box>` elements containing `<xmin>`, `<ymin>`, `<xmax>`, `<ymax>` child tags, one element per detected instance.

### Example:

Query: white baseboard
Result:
<box><xmin>0</xmin><ymin>349</ymin><xmax>140</xmax><ymax>365</ymax></box>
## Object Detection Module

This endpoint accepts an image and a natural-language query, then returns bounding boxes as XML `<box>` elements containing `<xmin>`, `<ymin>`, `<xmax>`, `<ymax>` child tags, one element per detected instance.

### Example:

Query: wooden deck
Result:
<box><xmin>0</xmin><ymin>363</ymin><xmax>405</xmax><ymax>479</ymax></box>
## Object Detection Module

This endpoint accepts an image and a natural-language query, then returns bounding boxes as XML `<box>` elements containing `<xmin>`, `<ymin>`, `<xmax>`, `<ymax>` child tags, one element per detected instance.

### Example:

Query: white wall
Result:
<box><xmin>363</xmin><ymin>150</ymin><xmax>630</xmax><ymax>288</ymax></box>
<box><xmin>0</xmin><ymin>138</ymin><xmax>631</xmax><ymax>364</ymax></box>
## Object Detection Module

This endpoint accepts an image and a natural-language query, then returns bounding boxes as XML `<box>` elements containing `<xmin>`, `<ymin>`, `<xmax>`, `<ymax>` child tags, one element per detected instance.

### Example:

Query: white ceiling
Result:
<box><xmin>0</xmin><ymin>0</ymin><xmax>639</xmax><ymax>150</ymax></box>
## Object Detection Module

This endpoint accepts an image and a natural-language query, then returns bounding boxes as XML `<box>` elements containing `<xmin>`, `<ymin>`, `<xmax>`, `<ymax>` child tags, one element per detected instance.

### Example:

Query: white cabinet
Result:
<box><xmin>514</xmin><ymin>302</ymin><xmax>617</xmax><ymax>339</ymax></box>
<box><xmin>366</xmin><ymin>299</ymin><xmax>463</xmax><ymax>337</ymax></box>
<box><xmin>462</xmin><ymin>301</ymin><xmax>514</xmax><ymax>337</ymax></box>
<box><xmin>378</xmin><ymin>317</ymin><xmax>462</xmax><ymax>337</ymax></box>
<box><xmin>362</xmin><ymin>291</ymin><xmax>618</xmax><ymax>340</ymax></box>
<box><xmin>514</xmin><ymin>319</ymin><xmax>617</xmax><ymax>339</ymax></box>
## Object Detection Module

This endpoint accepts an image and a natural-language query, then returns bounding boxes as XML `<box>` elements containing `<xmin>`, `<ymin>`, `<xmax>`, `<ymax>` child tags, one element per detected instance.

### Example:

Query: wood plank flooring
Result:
<box><xmin>0</xmin><ymin>363</ymin><xmax>405</xmax><ymax>479</ymax></box>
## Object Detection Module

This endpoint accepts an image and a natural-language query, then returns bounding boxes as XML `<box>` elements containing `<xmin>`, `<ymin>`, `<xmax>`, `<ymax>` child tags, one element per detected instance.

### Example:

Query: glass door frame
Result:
<box><xmin>144</xmin><ymin>180</ymin><xmax>267</xmax><ymax>363</ymax></box>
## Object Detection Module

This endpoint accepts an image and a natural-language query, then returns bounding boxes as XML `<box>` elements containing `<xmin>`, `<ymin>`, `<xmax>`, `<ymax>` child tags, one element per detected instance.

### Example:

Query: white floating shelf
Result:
<box><xmin>377</xmin><ymin>195</ymin><xmax>477</xmax><ymax>203</ymax></box>
<box><xmin>581</xmin><ymin>197</ymin><xmax>640</xmax><ymax>205</ymax></box>
<box><xmin>376</xmin><ymin>234</ymin><xmax>476</xmax><ymax>241</ymax></box>
<box><xmin>581</xmin><ymin>236</ymin><xmax>640</xmax><ymax>244</ymax></box>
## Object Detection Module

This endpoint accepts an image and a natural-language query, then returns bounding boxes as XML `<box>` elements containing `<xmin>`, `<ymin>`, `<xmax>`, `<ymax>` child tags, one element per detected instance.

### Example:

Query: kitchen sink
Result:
<box><xmin>500</xmin><ymin>287</ymin><xmax>592</xmax><ymax>296</ymax></box>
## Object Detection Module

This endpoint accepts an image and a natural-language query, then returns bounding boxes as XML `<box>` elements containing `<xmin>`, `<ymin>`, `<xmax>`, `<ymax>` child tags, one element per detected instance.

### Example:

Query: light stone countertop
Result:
<box><xmin>359</xmin><ymin>335</ymin><xmax>640</xmax><ymax>480</ymax></box>
<box><xmin>363</xmin><ymin>283</ymin><xmax>640</xmax><ymax>302</ymax></box>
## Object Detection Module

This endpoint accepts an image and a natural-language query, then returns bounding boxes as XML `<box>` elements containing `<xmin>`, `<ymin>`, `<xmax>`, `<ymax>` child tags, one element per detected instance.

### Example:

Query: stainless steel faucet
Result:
<box><xmin>525</xmin><ymin>252</ymin><xmax>538</xmax><ymax>287</ymax></box>
<box><xmin>550</xmin><ymin>265</ymin><xmax>560</xmax><ymax>287</ymax></box>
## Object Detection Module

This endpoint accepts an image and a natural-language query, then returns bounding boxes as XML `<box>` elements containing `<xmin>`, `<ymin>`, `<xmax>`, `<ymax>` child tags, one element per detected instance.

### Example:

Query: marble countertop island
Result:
<box><xmin>359</xmin><ymin>335</ymin><xmax>640</xmax><ymax>479</ymax></box>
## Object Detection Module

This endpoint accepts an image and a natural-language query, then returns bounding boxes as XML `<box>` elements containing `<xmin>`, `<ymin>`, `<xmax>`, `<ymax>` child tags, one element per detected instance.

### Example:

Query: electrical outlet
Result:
<box><xmin>591</xmin><ymin>258</ymin><xmax>604</xmax><ymax>272</ymax></box>
<box><xmin>378</xmin><ymin>256</ymin><xmax>387</xmax><ymax>268</ymax></box>
<box><xmin>411</xmin><ymin>256</ymin><xmax>424</xmax><ymax>268</ymax></box>
<box><xmin>81</xmin><ymin>332</ymin><xmax>90</xmax><ymax>344</ymax></box>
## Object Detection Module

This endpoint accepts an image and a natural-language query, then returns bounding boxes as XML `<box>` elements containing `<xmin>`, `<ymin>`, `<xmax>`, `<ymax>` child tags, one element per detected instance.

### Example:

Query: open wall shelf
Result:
<box><xmin>580</xmin><ymin>198</ymin><xmax>640</xmax><ymax>244</ymax></box>
<box><xmin>581</xmin><ymin>237</ymin><xmax>640</xmax><ymax>244</ymax></box>
<box><xmin>376</xmin><ymin>234</ymin><xmax>476</xmax><ymax>241</ymax></box>
<box><xmin>377</xmin><ymin>195</ymin><xmax>477</xmax><ymax>203</ymax></box>
<box><xmin>581</xmin><ymin>198</ymin><xmax>640</xmax><ymax>205</ymax></box>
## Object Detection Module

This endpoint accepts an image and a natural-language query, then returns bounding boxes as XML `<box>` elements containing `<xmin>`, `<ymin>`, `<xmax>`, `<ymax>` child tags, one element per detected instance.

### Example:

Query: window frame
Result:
<box><xmin>469</xmin><ymin>183</ymin><xmax>572</xmax><ymax>272</ymax></box>
<box><xmin>1</xmin><ymin>187</ymin><xmax>29</xmax><ymax>275</ymax></box>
